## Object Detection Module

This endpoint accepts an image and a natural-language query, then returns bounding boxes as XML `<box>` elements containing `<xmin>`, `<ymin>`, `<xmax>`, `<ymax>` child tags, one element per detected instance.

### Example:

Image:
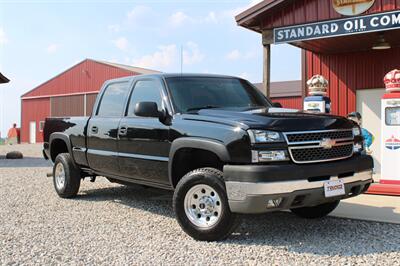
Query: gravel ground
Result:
<box><xmin>1</xmin><ymin>144</ymin><xmax>400</xmax><ymax>265</ymax></box>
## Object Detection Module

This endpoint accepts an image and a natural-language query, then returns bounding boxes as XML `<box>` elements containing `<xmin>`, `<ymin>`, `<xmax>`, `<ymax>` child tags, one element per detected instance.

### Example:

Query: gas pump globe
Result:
<box><xmin>381</xmin><ymin>69</ymin><xmax>400</xmax><ymax>186</ymax></box>
<box><xmin>303</xmin><ymin>75</ymin><xmax>331</xmax><ymax>113</ymax></box>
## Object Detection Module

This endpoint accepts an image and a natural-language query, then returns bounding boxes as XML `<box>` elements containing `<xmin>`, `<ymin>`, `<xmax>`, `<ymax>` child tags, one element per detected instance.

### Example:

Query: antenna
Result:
<box><xmin>180</xmin><ymin>44</ymin><xmax>183</xmax><ymax>75</ymax></box>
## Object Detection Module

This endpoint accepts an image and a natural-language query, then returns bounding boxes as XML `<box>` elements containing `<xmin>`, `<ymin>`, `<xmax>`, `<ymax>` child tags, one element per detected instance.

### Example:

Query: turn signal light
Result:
<box><xmin>252</xmin><ymin>150</ymin><xmax>289</xmax><ymax>163</ymax></box>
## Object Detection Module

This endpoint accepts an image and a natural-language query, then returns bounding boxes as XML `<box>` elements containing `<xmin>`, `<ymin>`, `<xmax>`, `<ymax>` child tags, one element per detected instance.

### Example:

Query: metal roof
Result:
<box><xmin>21</xmin><ymin>59</ymin><xmax>160</xmax><ymax>98</ymax></box>
<box><xmin>235</xmin><ymin>0</ymin><xmax>289</xmax><ymax>32</ymax></box>
<box><xmin>92</xmin><ymin>59</ymin><xmax>161</xmax><ymax>74</ymax></box>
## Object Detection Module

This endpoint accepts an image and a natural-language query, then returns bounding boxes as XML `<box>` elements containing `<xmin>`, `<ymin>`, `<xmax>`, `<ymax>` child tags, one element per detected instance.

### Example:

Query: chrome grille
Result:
<box><xmin>283</xmin><ymin>129</ymin><xmax>354</xmax><ymax>164</ymax></box>
<box><xmin>284</xmin><ymin>129</ymin><xmax>353</xmax><ymax>145</ymax></box>
<box><xmin>289</xmin><ymin>143</ymin><xmax>354</xmax><ymax>164</ymax></box>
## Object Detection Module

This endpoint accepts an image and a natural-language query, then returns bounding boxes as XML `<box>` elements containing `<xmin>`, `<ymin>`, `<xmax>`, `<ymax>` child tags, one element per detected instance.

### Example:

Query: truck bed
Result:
<box><xmin>43</xmin><ymin>117</ymin><xmax>89</xmax><ymax>166</ymax></box>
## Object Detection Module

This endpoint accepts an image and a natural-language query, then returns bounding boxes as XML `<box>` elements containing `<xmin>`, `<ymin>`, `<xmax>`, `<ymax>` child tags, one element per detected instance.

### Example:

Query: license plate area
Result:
<box><xmin>324</xmin><ymin>179</ymin><xmax>345</xmax><ymax>198</ymax></box>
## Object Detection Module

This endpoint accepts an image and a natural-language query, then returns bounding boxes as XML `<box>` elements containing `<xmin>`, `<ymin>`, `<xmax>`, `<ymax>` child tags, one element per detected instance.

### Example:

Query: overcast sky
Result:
<box><xmin>0</xmin><ymin>0</ymin><xmax>301</xmax><ymax>137</ymax></box>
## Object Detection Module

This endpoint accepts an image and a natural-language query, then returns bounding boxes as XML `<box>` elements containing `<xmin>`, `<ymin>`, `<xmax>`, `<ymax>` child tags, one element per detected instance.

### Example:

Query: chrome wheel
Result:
<box><xmin>55</xmin><ymin>162</ymin><xmax>66</xmax><ymax>191</ymax></box>
<box><xmin>184</xmin><ymin>184</ymin><xmax>222</xmax><ymax>228</ymax></box>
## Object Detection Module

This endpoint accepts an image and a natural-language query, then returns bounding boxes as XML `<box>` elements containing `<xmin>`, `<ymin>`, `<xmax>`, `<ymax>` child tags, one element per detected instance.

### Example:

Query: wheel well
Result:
<box><xmin>171</xmin><ymin>148</ymin><xmax>224</xmax><ymax>188</ymax></box>
<box><xmin>50</xmin><ymin>139</ymin><xmax>69</xmax><ymax>162</ymax></box>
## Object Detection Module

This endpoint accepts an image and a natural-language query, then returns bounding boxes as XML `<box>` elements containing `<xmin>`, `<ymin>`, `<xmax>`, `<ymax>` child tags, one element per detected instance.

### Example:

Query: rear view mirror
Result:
<box><xmin>272</xmin><ymin>102</ymin><xmax>283</xmax><ymax>108</ymax></box>
<box><xmin>134</xmin><ymin>102</ymin><xmax>161</xmax><ymax>118</ymax></box>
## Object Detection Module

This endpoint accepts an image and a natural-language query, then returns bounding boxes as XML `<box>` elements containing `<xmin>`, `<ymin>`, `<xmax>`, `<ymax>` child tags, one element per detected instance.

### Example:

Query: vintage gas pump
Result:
<box><xmin>380</xmin><ymin>70</ymin><xmax>400</xmax><ymax>188</ymax></box>
<box><xmin>303</xmin><ymin>75</ymin><xmax>331</xmax><ymax>113</ymax></box>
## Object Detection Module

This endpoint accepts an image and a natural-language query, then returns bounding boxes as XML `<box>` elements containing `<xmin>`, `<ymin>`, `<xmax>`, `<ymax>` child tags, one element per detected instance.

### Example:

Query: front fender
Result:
<box><xmin>168</xmin><ymin>137</ymin><xmax>231</xmax><ymax>185</ymax></box>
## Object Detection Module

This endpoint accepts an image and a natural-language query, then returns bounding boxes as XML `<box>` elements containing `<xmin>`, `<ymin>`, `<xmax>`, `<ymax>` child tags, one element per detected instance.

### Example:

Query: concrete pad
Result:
<box><xmin>331</xmin><ymin>194</ymin><xmax>400</xmax><ymax>224</ymax></box>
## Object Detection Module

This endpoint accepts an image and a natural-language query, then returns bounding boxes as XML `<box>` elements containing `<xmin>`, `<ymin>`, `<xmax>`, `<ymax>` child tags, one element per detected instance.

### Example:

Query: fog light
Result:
<box><xmin>252</xmin><ymin>150</ymin><xmax>288</xmax><ymax>162</ymax></box>
<box><xmin>266</xmin><ymin>198</ymin><xmax>283</xmax><ymax>209</ymax></box>
<box><xmin>353</xmin><ymin>143</ymin><xmax>363</xmax><ymax>153</ymax></box>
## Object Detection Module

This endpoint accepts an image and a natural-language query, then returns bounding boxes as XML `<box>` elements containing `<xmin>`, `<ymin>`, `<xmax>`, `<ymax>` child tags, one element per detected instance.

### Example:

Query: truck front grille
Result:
<box><xmin>283</xmin><ymin>130</ymin><xmax>354</xmax><ymax>164</ymax></box>
<box><xmin>284</xmin><ymin>129</ymin><xmax>353</xmax><ymax>144</ymax></box>
<box><xmin>289</xmin><ymin>143</ymin><xmax>354</xmax><ymax>163</ymax></box>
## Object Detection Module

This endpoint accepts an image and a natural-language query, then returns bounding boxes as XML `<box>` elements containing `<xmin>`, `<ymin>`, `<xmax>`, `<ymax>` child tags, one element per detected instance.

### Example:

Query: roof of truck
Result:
<box><xmin>107</xmin><ymin>73</ymin><xmax>242</xmax><ymax>83</ymax></box>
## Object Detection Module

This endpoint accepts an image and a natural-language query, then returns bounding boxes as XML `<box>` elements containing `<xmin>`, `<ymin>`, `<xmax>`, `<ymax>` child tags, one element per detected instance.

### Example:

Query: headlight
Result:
<box><xmin>248</xmin><ymin>130</ymin><xmax>283</xmax><ymax>143</ymax></box>
<box><xmin>352</xmin><ymin>127</ymin><xmax>361</xmax><ymax>136</ymax></box>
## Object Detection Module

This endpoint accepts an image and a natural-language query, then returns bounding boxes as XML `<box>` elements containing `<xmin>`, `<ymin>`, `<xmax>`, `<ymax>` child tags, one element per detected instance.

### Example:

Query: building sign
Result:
<box><xmin>274</xmin><ymin>10</ymin><xmax>400</xmax><ymax>44</ymax></box>
<box><xmin>333</xmin><ymin>0</ymin><xmax>375</xmax><ymax>16</ymax></box>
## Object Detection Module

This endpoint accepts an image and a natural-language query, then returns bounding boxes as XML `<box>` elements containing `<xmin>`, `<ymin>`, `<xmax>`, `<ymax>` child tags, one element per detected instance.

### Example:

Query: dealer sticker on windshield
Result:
<box><xmin>324</xmin><ymin>180</ymin><xmax>345</xmax><ymax>198</ymax></box>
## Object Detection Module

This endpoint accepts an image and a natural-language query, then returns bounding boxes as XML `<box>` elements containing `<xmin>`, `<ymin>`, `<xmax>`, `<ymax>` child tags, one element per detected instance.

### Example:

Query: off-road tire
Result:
<box><xmin>173</xmin><ymin>168</ymin><xmax>239</xmax><ymax>241</ymax></box>
<box><xmin>6</xmin><ymin>151</ymin><xmax>23</xmax><ymax>159</ymax></box>
<box><xmin>290</xmin><ymin>200</ymin><xmax>340</xmax><ymax>219</ymax></box>
<box><xmin>53</xmin><ymin>153</ymin><xmax>81</xmax><ymax>198</ymax></box>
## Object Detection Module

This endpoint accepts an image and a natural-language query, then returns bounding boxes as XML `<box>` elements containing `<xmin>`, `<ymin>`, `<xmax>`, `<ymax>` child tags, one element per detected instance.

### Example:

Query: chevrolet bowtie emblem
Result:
<box><xmin>320</xmin><ymin>138</ymin><xmax>336</xmax><ymax>149</ymax></box>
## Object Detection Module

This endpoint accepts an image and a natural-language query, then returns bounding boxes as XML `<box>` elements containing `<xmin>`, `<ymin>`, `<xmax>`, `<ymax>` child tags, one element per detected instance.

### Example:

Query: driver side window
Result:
<box><xmin>127</xmin><ymin>80</ymin><xmax>163</xmax><ymax>116</ymax></box>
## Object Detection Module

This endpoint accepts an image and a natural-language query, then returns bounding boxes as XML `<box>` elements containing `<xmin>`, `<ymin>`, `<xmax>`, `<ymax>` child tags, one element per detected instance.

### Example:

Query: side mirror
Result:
<box><xmin>272</xmin><ymin>102</ymin><xmax>282</xmax><ymax>108</ymax></box>
<box><xmin>134</xmin><ymin>102</ymin><xmax>161</xmax><ymax>118</ymax></box>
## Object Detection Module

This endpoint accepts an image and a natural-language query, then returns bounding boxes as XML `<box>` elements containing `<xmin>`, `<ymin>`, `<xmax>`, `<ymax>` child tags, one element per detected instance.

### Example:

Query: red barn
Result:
<box><xmin>20</xmin><ymin>59</ymin><xmax>160</xmax><ymax>143</ymax></box>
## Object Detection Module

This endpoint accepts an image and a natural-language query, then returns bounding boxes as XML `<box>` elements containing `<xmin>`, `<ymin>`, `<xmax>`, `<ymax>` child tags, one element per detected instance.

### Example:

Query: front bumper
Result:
<box><xmin>224</xmin><ymin>155</ymin><xmax>374</xmax><ymax>214</ymax></box>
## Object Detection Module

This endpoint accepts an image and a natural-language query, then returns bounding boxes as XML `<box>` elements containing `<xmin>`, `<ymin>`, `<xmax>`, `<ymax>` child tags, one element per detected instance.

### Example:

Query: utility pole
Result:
<box><xmin>180</xmin><ymin>45</ymin><xmax>183</xmax><ymax>74</ymax></box>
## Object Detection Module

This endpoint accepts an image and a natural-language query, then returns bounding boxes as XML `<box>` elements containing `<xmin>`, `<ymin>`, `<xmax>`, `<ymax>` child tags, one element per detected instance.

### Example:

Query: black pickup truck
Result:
<box><xmin>43</xmin><ymin>74</ymin><xmax>373</xmax><ymax>241</ymax></box>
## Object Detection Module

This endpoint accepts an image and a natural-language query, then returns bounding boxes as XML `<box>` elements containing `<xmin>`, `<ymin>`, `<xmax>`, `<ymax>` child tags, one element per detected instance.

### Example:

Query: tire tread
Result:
<box><xmin>173</xmin><ymin>167</ymin><xmax>238</xmax><ymax>241</ymax></box>
<box><xmin>53</xmin><ymin>153</ymin><xmax>81</xmax><ymax>198</ymax></box>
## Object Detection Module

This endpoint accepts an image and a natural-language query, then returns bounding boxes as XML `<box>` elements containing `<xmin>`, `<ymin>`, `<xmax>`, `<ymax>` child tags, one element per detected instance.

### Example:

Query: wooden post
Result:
<box><xmin>262</xmin><ymin>30</ymin><xmax>273</xmax><ymax>98</ymax></box>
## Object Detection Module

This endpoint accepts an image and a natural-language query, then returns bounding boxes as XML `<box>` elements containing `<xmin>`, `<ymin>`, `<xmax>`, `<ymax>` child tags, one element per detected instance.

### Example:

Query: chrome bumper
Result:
<box><xmin>226</xmin><ymin>170</ymin><xmax>373</xmax><ymax>214</ymax></box>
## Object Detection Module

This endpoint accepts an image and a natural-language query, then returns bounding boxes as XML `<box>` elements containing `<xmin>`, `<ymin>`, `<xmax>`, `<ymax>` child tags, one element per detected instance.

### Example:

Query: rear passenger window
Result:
<box><xmin>97</xmin><ymin>82</ymin><xmax>130</xmax><ymax>117</ymax></box>
<box><xmin>127</xmin><ymin>80</ymin><xmax>163</xmax><ymax>116</ymax></box>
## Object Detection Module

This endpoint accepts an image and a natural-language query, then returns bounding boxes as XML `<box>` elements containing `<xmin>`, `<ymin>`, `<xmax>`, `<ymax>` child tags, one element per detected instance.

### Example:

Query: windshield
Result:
<box><xmin>165</xmin><ymin>77</ymin><xmax>272</xmax><ymax>113</ymax></box>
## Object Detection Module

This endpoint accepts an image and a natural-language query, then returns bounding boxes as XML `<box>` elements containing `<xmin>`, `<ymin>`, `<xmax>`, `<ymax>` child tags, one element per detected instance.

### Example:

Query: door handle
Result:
<box><xmin>119</xmin><ymin>126</ymin><xmax>128</xmax><ymax>136</ymax></box>
<box><xmin>91</xmin><ymin>126</ymin><xmax>98</xmax><ymax>134</ymax></box>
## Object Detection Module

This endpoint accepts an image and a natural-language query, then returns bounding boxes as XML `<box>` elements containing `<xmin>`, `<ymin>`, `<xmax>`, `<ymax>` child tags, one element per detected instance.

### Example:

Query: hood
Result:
<box><xmin>182</xmin><ymin>108</ymin><xmax>354</xmax><ymax>131</ymax></box>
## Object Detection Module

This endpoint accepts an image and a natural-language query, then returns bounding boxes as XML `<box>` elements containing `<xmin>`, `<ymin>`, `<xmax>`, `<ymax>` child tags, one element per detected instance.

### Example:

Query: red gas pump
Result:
<box><xmin>368</xmin><ymin>69</ymin><xmax>400</xmax><ymax>196</ymax></box>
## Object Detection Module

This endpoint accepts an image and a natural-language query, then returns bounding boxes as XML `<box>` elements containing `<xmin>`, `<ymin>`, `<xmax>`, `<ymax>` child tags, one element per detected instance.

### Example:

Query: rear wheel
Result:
<box><xmin>173</xmin><ymin>168</ymin><xmax>238</xmax><ymax>241</ymax></box>
<box><xmin>290</xmin><ymin>200</ymin><xmax>340</xmax><ymax>219</ymax></box>
<box><xmin>53</xmin><ymin>153</ymin><xmax>81</xmax><ymax>198</ymax></box>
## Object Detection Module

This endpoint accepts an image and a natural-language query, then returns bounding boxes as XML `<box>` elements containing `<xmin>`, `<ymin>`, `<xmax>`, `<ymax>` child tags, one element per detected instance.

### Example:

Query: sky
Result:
<box><xmin>0</xmin><ymin>0</ymin><xmax>301</xmax><ymax>137</ymax></box>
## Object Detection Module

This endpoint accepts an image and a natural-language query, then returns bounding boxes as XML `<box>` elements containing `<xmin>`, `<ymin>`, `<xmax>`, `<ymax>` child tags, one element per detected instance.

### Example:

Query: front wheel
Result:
<box><xmin>173</xmin><ymin>168</ymin><xmax>238</xmax><ymax>241</ymax></box>
<box><xmin>290</xmin><ymin>200</ymin><xmax>340</xmax><ymax>219</ymax></box>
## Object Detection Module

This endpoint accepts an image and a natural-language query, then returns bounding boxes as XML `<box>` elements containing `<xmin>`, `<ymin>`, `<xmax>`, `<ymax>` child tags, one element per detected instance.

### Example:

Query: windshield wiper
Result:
<box><xmin>186</xmin><ymin>105</ymin><xmax>221</xmax><ymax>112</ymax></box>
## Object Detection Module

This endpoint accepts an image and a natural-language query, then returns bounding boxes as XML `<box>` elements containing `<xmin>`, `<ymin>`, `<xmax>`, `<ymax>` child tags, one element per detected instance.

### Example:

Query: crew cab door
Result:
<box><xmin>117</xmin><ymin>78</ymin><xmax>170</xmax><ymax>185</ymax></box>
<box><xmin>86</xmin><ymin>81</ymin><xmax>131</xmax><ymax>175</ymax></box>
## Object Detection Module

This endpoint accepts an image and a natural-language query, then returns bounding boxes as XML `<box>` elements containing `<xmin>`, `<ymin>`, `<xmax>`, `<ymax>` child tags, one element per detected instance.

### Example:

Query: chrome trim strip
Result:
<box><xmin>289</xmin><ymin>141</ymin><xmax>354</xmax><ymax>150</ymax></box>
<box><xmin>118</xmin><ymin>152</ymin><xmax>169</xmax><ymax>162</ymax></box>
<box><xmin>288</xmin><ymin>142</ymin><xmax>354</xmax><ymax>164</ymax></box>
<box><xmin>87</xmin><ymin>149</ymin><xmax>169</xmax><ymax>162</ymax></box>
<box><xmin>285</xmin><ymin>137</ymin><xmax>354</xmax><ymax>146</ymax></box>
<box><xmin>226</xmin><ymin>170</ymin><xmax>372</xmax><ymax>201</ymax></box>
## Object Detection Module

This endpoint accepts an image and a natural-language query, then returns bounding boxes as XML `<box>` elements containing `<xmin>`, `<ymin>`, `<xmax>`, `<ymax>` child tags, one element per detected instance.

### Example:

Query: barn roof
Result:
<box><xmin>21</xmin><ymin>59</ymin><xmax>160</xmax><ymax>98</ymax></box>
<box><xmin>93</xmin><ymin>60</ymin><xmax>161</xmax><ymax>75</ymax></box>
